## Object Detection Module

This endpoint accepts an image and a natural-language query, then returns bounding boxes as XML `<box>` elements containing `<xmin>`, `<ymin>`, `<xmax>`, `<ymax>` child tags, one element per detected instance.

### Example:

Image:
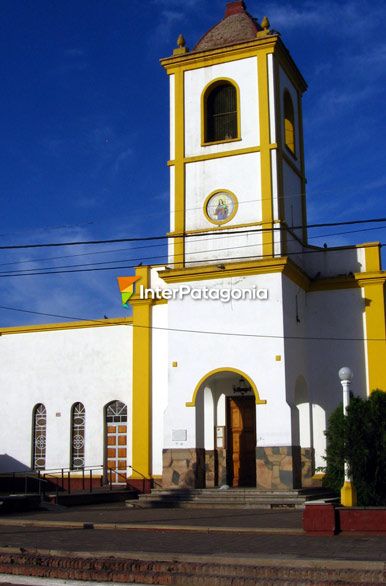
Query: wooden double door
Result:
<box><xmin>227</xmin><ymin>397</ymin><xmax>256</xmax><ymax>487</ymax></box>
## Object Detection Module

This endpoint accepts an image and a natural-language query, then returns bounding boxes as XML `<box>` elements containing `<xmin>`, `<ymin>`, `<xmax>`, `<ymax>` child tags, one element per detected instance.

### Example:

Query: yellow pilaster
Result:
<box><xmin>362</xmin><ymin>246</ymin><xmax>386</xmax><ymax>393</ymax></box>
<box><xmin>131</xmin><ymin>266</ymin><xmax>152</xmax><ymax>479</ymax></box>
<box><xmin>174</xmin><ymin>68</ymin><xmax>185</xmax><ymax>268</ymax></box>
<box><xmin>258</xmin><ymin>50</ymin><xmax>274</xmax><ymax>257</ymax></box>
<box><xmin>273</xmin><ymin>53</ymin><xmax>287</xmax><ymax>255</ymax></box>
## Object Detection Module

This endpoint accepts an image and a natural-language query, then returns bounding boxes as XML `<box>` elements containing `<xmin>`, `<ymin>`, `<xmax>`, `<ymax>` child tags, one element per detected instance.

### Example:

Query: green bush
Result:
<box><xmin>323</xmin><ymin>390</ymin><xmax>386</xmax><ymax>506</ymax></box>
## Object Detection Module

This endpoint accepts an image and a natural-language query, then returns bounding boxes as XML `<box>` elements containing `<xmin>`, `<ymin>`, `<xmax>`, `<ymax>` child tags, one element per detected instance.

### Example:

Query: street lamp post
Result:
<box><xmin>338</xmin><ymin>367</ymin><xmax>357</xmax><ymax>507</ymax></box>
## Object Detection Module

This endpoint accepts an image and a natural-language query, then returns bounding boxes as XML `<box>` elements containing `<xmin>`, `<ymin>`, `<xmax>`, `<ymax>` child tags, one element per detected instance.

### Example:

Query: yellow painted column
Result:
<box><xmin>362</xmin><ymin>246</ymin><xmax>386</xmax><ymax>393</ymax></box>
<box><xmin>364</xmin><ymin>280</ymin><xmax>386</xmax><ymax>393</ymax></box>
<box><xmin>258</xmin><ymin>50</ymin><xmax>274</xmax><ymax>258</ymax></box>
<box><xmin>131</xmin><ymin>266</ymin><xmax>152</xmax><ymax>479</ymax></box>
<box><xmin>273</xmin><ymin>54</ymin><xmax>287</xmax><ymax>255</ymax></box>
<box><xmin>173</xmin><ymin>67</ymin><xmax>185</xmax><ymax>268</ymax></box>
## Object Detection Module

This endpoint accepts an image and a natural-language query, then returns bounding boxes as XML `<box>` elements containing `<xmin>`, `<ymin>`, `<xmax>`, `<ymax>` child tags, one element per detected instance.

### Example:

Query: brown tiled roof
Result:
<box><xmin>193</xmin><ymin>1</ymin><xmax>261</xmax><ymax>52</ymax></box>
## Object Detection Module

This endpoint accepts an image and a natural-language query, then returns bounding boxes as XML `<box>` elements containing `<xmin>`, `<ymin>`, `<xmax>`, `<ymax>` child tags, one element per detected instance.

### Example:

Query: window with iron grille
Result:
<box><xmin>71</xmin><ymin>402</ymin><xmax>85</xmax><ymax>469</ymax></box>
<box><xmin>205</xmin><ymin>82</ymin><xmax>238</xmax><ymax>143</ymax></box>
<box><xmin>32</xmin><ymin>404</ymin><xmax>46</xmax><ymax>470</ymax></box>
<box><xmin>106</xmin><ymin>400</ymin><xmax>127</xmax><ymax>423</ymax></box>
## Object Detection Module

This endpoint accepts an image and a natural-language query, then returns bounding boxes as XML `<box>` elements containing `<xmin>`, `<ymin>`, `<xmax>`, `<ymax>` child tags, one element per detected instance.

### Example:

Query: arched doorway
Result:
<box><xmin>190</xmin><ymin>368</ymin><xmax>266</xmax><ymax>488</ymax></box>
<box><xmin>105</xmin><ymin>400</ymin><xmax>127</xmax><ymax>484</ymax></box>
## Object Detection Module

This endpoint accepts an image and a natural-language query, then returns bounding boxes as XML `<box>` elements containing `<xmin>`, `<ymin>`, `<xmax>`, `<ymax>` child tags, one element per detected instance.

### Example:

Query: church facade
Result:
<box><xmin>1</xmin><ymin>1</ymin><xmax>385</xmax><ymax>492</ymax></box>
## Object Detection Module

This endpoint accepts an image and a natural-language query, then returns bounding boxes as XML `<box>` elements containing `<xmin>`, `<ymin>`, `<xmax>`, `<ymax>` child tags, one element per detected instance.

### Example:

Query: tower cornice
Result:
<box><xmin>160</xmin><ymin>36</ymin><xmax>307</xmax><ymax>93</ymax></box>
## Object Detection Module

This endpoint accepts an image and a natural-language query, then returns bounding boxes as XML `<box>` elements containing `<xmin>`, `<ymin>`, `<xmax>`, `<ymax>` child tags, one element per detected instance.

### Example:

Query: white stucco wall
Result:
<box><xmin>0</xmin><ymin>324</ymin><xmax>133</xmax><ymax>472</ymax></box>
<box><xmin>185</xmin><ymin>152</ymin><xmax>262</xmax><ymax>230</ymax></box>
<box><xmin>163</xmin><ymin>272</ymin><xmax>292</xmax><ymax>450</ymax></box>
<box><xmin>151</xmin><ymin>304</ymin><xmax>168</xmax><ymax>475</ymax></box>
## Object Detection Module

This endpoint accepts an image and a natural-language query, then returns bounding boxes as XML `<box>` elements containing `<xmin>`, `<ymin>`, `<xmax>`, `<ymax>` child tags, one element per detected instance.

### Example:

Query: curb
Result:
<box><xmin>0</xmin><ymin>518</ymin><xmax>303</xmax><ymax>535</ymax></box>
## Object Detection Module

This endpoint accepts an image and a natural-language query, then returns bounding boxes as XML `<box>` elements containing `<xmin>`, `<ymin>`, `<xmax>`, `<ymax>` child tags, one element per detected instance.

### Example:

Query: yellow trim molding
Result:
<box><xmin>203</xmin><ymin>188</ymin><xmax>238</xmax><ymax>226</ymax></box>
<box><xmin>258</xmin><ymin>49</ymin><xmax>275</xmax><ymax>257</ymax></box>
<box><xmin>168</xmin><ymin>144</ymin><xmax>279</xmax><ymax>166</ymax></box>
<box><xmin>161</xmin><ymin>36</ymin><xmax>307</xmax><ymax>94</ymax></box>
<box><xmin>200</xmin><ymin>77</ymin><xmax>241</xmax><ymax>147</ymax></box>
<box><xmin>186</xmin><ymin>367</ymin><xmax>267</xmax><ymax>407</ymax></box>
<box><xmin>159</xmin><ymin>256</ymin><xmax>310</xmax><ymax>290</ymax></box>
<box><xmin>363</xmin><ymin>247</ymin><xmax>386</xmax><ymax>393</ymax></box>
<box><xmin>167</xmin><ymin>220</ymin><xmax>268</xmax><ymax>236</ymax></box>
<box><xmin>0</xmin><ymin>317</ymin><xmax>133</xmax><ymax>336</ymax></box>
<box><xmin>173</xmin><ymin>68</ymin><xmax>185</xmax><ymax>268</ymax></box>
<box><xmin>131</xmin><ymin>266</ymin><xmax>152</xmax><ymax>479</ymax></box>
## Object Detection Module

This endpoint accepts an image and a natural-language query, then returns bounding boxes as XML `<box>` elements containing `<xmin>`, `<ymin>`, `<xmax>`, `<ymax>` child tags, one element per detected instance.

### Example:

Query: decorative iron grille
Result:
<box><xmin>71</xmin><ymin>402</ymin><xmax>85</xmax><ymax>469</ymax></box>
<box><xmin>32</xmin><ymin>404</ymin><xmax>46</xmax><ymax>470</ymax></box>
<box><xmin>206</xmin><ymin>83</ymin><xmax>237</xmax><ymax>143</ymax></box>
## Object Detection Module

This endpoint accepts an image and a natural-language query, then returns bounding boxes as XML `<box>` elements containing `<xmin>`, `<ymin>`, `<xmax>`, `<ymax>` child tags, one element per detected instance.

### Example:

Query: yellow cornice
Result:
<box><xmin>159</xmin><ymin>256</ymin><xmax>309</xmax><ymax>286</ymax></box>
<box><xmin>160</xmin><ymin>36</ymin><xmax>279</xmax><ymax>72</ymax></box>
<box><xmin>309</xmin><ymin>271</ymin><xmax>386</xmax><ymax>292</ymax></box>
<box><xmin>160</xmin><ymin>36</ymin><xmax>307</xmax><ymax>93</ymax></box>
<box><xmin>158</xmin><ymin>255</ymin><xmax>386</xmax><ymax>292</ymax></box>
<box><xmin>0</xmin><ymin>317</ymin><xmax>133</xmax><ymax>336</ymax></box>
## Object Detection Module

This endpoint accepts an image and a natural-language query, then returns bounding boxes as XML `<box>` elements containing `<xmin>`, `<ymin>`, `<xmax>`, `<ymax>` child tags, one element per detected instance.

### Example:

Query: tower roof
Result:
<box><xmin>193</xmin><ymin>1</ymin><xmax>261</xmax><ymax>52</ymax></box>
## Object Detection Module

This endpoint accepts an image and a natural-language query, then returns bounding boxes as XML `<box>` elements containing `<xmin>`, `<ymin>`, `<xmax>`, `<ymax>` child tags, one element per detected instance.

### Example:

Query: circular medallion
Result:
<box><xmin>204</xmin><ymin>190</ymin><xmax>238</xmax><ymax>225</ymax></box>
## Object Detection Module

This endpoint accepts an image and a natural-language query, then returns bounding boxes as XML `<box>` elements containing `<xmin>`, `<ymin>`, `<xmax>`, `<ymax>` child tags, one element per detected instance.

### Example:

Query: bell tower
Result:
<box><xmin>161</xmin><ymin>0</ymin><xmax>307</xmax><ymax>269</ymax></box>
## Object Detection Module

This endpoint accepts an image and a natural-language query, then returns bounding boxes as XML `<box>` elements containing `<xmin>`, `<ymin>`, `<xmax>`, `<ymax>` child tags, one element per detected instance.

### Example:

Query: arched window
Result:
<box><xmin>105</xmin><ymin>401</ymin><xmax>128</xmax><ymax>484</ymax></box>
<box><xmin>204</xmin><ymin>81</ymin><xmax>238</xmax><ymax>143</ymax></box>
<box><xmin>71</xmin><ymin>402</ymin><xmax>85</xmax><ymax>469</ymax></box>
<box><xmin>32</xmin><ymin>404</ymin><xmax>46</xmax><ymax>470</ymax></box>
<box><xmin>284</xmin><ymin>90</ymin><xmax>295</xmax><ymax>154</ymax></box>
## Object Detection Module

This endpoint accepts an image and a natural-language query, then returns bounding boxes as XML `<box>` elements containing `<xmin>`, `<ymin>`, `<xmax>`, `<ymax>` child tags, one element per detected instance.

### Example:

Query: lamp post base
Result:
<box><xmin>340</xmin><ymin>480</ymin><xmax>357</xmax><ymax>507</ymax></box>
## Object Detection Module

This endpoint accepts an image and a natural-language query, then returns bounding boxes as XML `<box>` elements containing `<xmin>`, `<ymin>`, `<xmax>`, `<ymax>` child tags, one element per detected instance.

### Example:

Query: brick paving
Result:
<box><xmin>0</xmin><ymin>503</ymin><xmax>384</xmax><ymax>585</ymax></box>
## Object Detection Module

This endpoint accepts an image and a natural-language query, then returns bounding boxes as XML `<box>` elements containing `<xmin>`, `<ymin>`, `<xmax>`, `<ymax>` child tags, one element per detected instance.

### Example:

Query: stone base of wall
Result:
<box><xmin>256</xmin><ymin>446</ymin><xmax>306</xmax><ymax>490</ymax></box>
<box><xmin>205</xmin><ymin>450</ymin><xmax>216</xmax><ymax>488</ymax></box>
<box><xmin>300</xmin><ymin>447</ymin><xmax>315</xmax><ymax>488</ymax></box>
<box><xmin>162</xmin><ymin>449</ymin><xmax>205</xmax><ymax>489</ymax></box>
<box><xmin>163</xmin><ymin>446</ymin><xmax>314</xmax><ymax>490</ymax></box>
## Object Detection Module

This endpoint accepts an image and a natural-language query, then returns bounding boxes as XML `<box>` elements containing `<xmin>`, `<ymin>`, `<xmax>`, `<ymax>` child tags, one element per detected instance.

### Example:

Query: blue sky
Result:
<box><xmin>0</xmin><ymin>0</ymin><xmax>385</xmax><ymax>326</ymax></box>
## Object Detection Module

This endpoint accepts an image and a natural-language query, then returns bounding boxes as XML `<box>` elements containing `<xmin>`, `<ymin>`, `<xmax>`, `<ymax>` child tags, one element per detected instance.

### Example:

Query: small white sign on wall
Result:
<box><xmin>172</xmin><ymin>429</ymin><xmax>187</xmax><ymax>442</ymax></box>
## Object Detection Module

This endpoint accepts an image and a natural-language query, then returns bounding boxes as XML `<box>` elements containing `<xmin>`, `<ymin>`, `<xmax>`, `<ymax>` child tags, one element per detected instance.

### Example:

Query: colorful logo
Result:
<box><xmin>117</xmin><ymin>276</ymin><xmax>141</xmax><ymax>309</ymax></box>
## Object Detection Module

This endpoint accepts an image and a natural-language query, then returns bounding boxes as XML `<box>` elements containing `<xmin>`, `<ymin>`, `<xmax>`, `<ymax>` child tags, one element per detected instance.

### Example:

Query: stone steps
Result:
<box><xmin>130</xmin><ymin>488</ymin><xmax>336</xmax><ymax>509</ymax></box>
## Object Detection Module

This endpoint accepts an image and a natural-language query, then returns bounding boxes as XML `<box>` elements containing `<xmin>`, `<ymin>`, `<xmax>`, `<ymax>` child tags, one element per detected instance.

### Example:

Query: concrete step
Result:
<box><xmin>130</xmin><ymin>487</ymin><xmax>336</xmax><ymax>510</ymax></box>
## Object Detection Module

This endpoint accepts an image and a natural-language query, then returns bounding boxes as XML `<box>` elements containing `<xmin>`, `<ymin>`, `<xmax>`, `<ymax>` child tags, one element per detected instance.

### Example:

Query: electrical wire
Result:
<box><xmin>0</xmin><ymin>241</ymin><xmax>384</xmax><ymax>278</ymax></box>
<box><xmin>1</xmin><ymin>222</ymin><xmax>385</xmax><ymax>272</ymax></box>
<box><xmin>0</xmin><ymin>217</ymin><xmax>385</xmax><ymax>251</ymax></box>
<box><xmin>0</xmin><ymin>304</ymin><xmax>384</xmax><ymax>342</ymax></box>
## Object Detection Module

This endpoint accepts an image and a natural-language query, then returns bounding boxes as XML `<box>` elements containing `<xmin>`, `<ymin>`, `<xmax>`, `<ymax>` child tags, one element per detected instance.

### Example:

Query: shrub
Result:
<box><xmin>323</xmin><ymin>390</ymin><xmax>386</xmax><ymax>506</ymax></box>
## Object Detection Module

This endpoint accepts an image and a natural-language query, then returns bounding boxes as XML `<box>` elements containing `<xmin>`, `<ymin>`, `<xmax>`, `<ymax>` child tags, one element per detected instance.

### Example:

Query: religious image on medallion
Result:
<box><xmin>205</xmin><ymin>190</ymin><xmax>237</xmax><ymax>225</ymax></box>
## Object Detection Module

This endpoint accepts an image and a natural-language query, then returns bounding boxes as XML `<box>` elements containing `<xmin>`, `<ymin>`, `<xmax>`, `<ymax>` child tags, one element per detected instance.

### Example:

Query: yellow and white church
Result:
<box><xmin>1</xmin><ymin>1</ymin><xmax>385</xmax><ymax>492</ymax></box>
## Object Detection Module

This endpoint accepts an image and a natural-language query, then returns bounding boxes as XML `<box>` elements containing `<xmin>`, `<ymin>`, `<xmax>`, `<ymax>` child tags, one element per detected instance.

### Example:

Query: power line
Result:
<box><xmin>0</xmin><ymin>241</ymin><xmax>384</xmax><ymax>278</ymax></box>
<box><xmin>1</xmin><ymin>222</ymin><xmax>385</xmax><ymax>270</ymax></box>
<box><xmin>0</xmin><ymin>217</ymin><xmax>385</xmax><ymax>251</ymax></box>
<box><xmin>0</xmin><ymin>304</ymin><xmax>384</xmax><ymax>342</ymax></box>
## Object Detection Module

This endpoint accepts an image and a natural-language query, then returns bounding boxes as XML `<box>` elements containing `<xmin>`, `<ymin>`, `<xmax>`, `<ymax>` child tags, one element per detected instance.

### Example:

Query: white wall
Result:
<box><xmin>0</xmin><ymin>324</ymin><xmax>133</xmax><ymax>472</ymax></box>
<box><xmin>163</xmin><ymin>272</ymin><xmax>291</xmax><ymax>450</ymax></box>
<box><xmin>151</xmin><ymin>304</ymin><xmax>168</xmax><ymax>475</ymax></box>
